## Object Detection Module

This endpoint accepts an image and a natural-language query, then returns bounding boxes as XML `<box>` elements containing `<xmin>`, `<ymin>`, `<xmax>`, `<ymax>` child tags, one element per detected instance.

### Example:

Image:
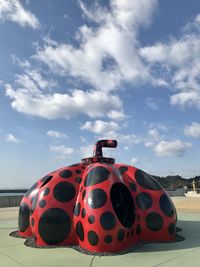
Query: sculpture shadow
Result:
<box><xmin>134</xmin><ymin>219</ymin><xmax>200</xmax><ymax>253</ymax></box>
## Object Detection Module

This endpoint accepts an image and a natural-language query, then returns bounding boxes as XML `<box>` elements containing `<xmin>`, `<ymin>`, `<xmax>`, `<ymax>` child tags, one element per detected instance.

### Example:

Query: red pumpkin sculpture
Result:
<box><xmin>16</xmin><ymin>140</ymin><xmax>177</xmax><ymax>253</ymax></box>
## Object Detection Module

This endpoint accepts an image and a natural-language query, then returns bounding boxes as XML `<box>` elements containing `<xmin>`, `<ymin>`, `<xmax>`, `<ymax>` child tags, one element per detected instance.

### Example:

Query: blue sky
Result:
<box><xmin>1</xmin><ymin>0</ymin><xmax>200</xmax><ymax>188</ymax></box>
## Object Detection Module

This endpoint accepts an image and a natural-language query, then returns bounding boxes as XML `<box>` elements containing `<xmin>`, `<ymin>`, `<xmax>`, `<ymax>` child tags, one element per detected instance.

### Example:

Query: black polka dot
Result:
<box><xmin>104</xmin><ymin>235</ymin><xmax>112</xmax><ymax>244</ymax></box>
<box><xmin>76</xmin><ymin>221</ymin><xmax>84</xmax><ymax>241</ymax></box>
<box><xmin>88</xmin><ymin>215</ymin><xmax>95</xmax><ymax>224</ymax></box>
<box><xmin>135</xmin><ymin>170</ymin><xmax>162</xmax><ymax>190</ymax></box>
<box><xmin>117</xmin><ymin>229</ymin><xmax>125</xmax><ymax>241</ymax></box>
<box><xmin>136</xmin><ymin>192</ymin><xmax>153</xmax><ymax>210</ymax></box>
<box><xmin>40</xmin><ymin>176</ymin><xmax>53</xmax><ymax>187</ymax></box>
<box><xmin>146</xmin><ymin>212</ymin><xmax>163</xmax><ymax>231</ymax></box>
<box><xmin>81</xmin><ymin>208</ymin><xmax>86</xmax><ymax>218</ymax></box>
<box><xmin>42</xmin><ymin>187</ymin><xmax>50</xmax><ymax>196</ymax></box>
<box><xmin>31</xmin><ymin>193</ymin><xmax>38</xmax><ymax>214</ymax></box>
<box><xmin>84</xmin><ymin>166</ymin><xmax>110</xmax><ymax>187</ymax></box>
<box><xmin>53</xmin><ymin>182</ymin><xmax>76</xmax><ymax>202</ymax></box>
<box><xmin>74</xmin><ymin>203</ymin><xmax>81</xmax><ymax>216</ymax></box>
<box><xmin>39</xmin><ymin>200</ymin><xmax>46</xmax><ymax>208</ymax></box>
<box><xmin>87</xmin><ymin>189</ymin><xmax>107</xmax><ymax>209</ymax></box>
<box><xmin>18</xmin><ymin>203</ymin><xmax>30</xmax><ymax>232</ymax></box>
<box><xmin>136</xmin><ymin>224</ymin><xmax>141</xmax><ymax>235</ymax></box>
<box><xmin>119</xmin><ymin>166</ymin><xmax>128</xmax><ymax>174</ymax></box>
<box><xmin>131</xmin><ymin>229</ymin><xmax>134</xmax><ymax>237</ymax></box>
<box><xmin>129</xmin><ymin>182</ymin><xmax>136</xmax><ymax>192</ymax></box>
<box><xmin>60</xmin><ymin>169</ymin><xmax>73</xmax><ymax>178</ymax></box>
<box><xmin>31</xmin><ymin>217</ymin><xmax>34</xmax><ymax>227</ymax></box>
<box><xmin>82</xmin><ymin>190</ymin><xmax>86</xmax><ymax>200</ymax></box>
<box><xmin>38</xmin><ymin>208</ymin><xmax>71</xmax><ymax>245</ymax></box>
<box><xmin>160</xmin><ymin>194</ymin><xmax>175</xmax><ymax>217</ymax></box>
<box><xmin>100</xmin><ymin>212</ymin><xmax>116</xmax><ymax>230</ymax></box>
<box><xmin>75</xmin><ymin>177</ymin><xmax>82</xmax><ymax>184</ymax></box>
<box><xmin>88</xmin><ymin>231</ymin><xmax>99</xmax><ymax>246</ymax></box>
<box><xmin>168</xmin><ymin>223</ymin><xmax>175</xmax><ymax>235</ymax></box>
<box><xmin>25</xmin><ymin>183</ymin><xmax>38</xmax><ymax>197</ymax></box>
<box><xmin>80</xmin><ymin>186</ymin><xmax>83</xmax><ymax>192</ymax></box>
<box><xmin>75</xmin><ymin>170</ymin><xmax>82</xmax><ymax>174</ymax></box>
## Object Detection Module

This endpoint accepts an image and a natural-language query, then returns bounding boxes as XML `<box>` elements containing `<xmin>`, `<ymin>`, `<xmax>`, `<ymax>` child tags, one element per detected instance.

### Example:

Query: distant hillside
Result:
<box><xmin>152</xmin><ymin>175</ymin><xmax>200</xmax><ymax>190</ymax></box>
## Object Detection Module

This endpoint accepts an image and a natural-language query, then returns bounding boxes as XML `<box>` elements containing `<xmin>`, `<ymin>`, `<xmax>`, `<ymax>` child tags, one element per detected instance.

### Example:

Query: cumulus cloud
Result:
<box><xmin>35</xmin><ymin>0</ymin><xmax>159</xmax><ymax>91</ymax></box>
<box><xmin>5</xmin><ymin>133</ymin><xmax>19</xmax><ymax>143</ymax></box>
<box><xmin>80</xmin><ymin>120</ymin><xmax>120</xmax><ymax>135</ymax></box>
<box><xmin>5</xmin><ymin>84</ymin><xmax>123</xmax><ymax>119</ymax></box>
<box><xmin>154</xmin><ymin>140</ymin><xmax>192</xmax><ymax>157</ymax></box>
<box><xmin>140</xmin><ymin>16</ymin><xmax>200</xmax><ymax>109</ymax></box>
<box><xmin>50</xmin><ymin>145</ymin><xmax>74</xmax><ymax>155</ymax></box>
<box><xmin>47</xmin><ymin>130</ymin><xmax>67</xmax><ymax>139</ymax></box>
<box><xmin>184</xmin><ymin>122</ymin><xmax>200</xmax><ymax>138</ymax></box>
<box><xmin>0</xmin><ymin>0</ymin><xmax>40</xmax><ymax>28</ymax></box>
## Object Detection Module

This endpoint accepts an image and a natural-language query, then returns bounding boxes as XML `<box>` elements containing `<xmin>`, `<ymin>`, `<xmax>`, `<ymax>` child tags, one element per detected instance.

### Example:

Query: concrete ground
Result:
<box><xmin>0</xmin><ymin>197</ymin><xmax>200</xmax><ymax>267</ymax></box>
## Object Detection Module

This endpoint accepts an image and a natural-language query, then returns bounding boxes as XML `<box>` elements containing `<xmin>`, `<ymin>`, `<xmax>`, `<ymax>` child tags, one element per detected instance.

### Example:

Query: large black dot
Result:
<box><xmin>119</xmin><ymin>166</ymin><xmax>128</xmax><ymax>174</ymax></box>
<box><xmin>59</xmin><ymin>169</ymin><xmax>73</xmax><ymax>178</ymax></box>
<box><xmin>104</xmin><ymin>235</ymin><xmax>112</xmax><ymax>244</ymax></box>
<box><xmin>38</xmin><ymin>208</ymin><xmax>71</xmax><ymax>245</ymax></box>
<box><xmin>31</xmin><ymin>193</ymin><xmax>38</xmax><ymax>214</ymax></box>
<box><xmin>135</xmin><ymin>170</ymin><xmax>162</xmax><ymax>190</ymax></box>
<box><xmin>75</xmin><ymin>170</ymin><xmax>82</xmax><ymax>174</ymax></box>
<box><xmin>160</xmin><ymin>194</ymin><xmax>175</xmax><ymax>217</ymax></box>
<box><xmin>117</xmin><ymin>229</ymin><xmax>125</xmax><ymax>241</ymax></box>
<box><xmin>84</xmin><ymin>166</ymin><xmax>110</xmax><ymax>187</ymax></box>
<box><xmin>74</xmin><ymin>203</ymin><xmax>81</xmax><ymax>216</ymax></box>
<box><xmin>146</xmin><ymin>212</ymin><xmax>163</xmax><ymax>231</ymax></box>
<box><xmin>100</xmin><ymin>212</ymin><xmax>116</xmax><ymax>230</ymax></box>
<box><xmin>168</xmin><ymin>223</ymin><xmax>175</xmax><ymax>235</ymax></box>
<box><xmin>88</xmin><ymin>215</ymin><xmax>95</xmax><ymax>224</ymax></box>
<box><xmin>87</xmin><ymin>188</ymin><xmax>107</xmax><ymax>209</ymax></box>
<box><xmin>76</xmin><ymin>221</ymin><xmax>84</xmax><ymax>241</ymax></box>
<box><xmin>88</xmin><ymin>231</ymin><xmax>99</xmax><ymax>246</ymax></box>
<box><xmin>136</xmin><ymin>192</ymin><xmax>153</xmax><ymax>210</ymax></box>
<box><xmin>53</xmin><ymin>182</ymin><xmax>76</xmax><ymax>202</ymax></box>
<box><xmin>18</xmin><ymin>203</ymin><xmax>30</xmax><ymax>232</ymax></box>
<box><xmin>111</xmin><ymin>183</ymin><xmax>135</xmax><ymax>228</ymax></box>
<box><xmin>25</xmin><ymin>182</ymin><xmax>38</xmax><ymax>197</ymax></box>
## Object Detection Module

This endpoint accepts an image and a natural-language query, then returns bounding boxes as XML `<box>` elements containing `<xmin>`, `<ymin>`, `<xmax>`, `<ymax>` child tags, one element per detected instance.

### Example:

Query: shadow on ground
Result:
<box><xmin>135</xmin><ymin>219</ymin><xmax>200</xmax><ymax>253</ymax></box>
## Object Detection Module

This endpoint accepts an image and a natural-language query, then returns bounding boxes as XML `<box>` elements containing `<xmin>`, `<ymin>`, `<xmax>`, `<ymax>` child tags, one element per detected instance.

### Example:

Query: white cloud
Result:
<box><xmin>0</xmin><ymin>0</ymin><xmax>40</xmax><ymax>28</ymax></box>
<box><xmin>130</xmin><ymin>157</ymin><xmax>138</xmax><ymax>165</ymax></box>
<box><xmin>50</xmin><ymin>145</ymin><xmax>74</xmax><ymax>155</ymax></box>
<box><xmin>140</xmin><ymin>18</ymin><xmax>200</xmax><ymax>110</ymax></box>
<box><xmin>146</xmin><ymin>97</ymin><xmax>159</xmax><ymax>110</ymax></box>
<box><xmin>107</xmin><ymin>110</ymin><xmax>127</xmax><ymax>121</ymax></box>
<box><xmin>80</xmin><ymin>120</ymin><xmax>120</xmax><ymax>135</ymax></box>
<box><xmin>35</xmin><ymin>0</ymin><xmax>158</xmax><ymax>91</ymax></box>
<box><xmin>154</xmin><ymin>140</ymin><xmax>192</xmax><ymax>157</ymax></box>
<box><xmin>184</xmin><ymin>122</ymin><xmax>200</xmax><ymax>138</ymax></box>
<box><xmin>5</xmin><ymin>133</ymin><xmax>19</xmax><ymax>143</ymax></box>
<box><xmin>148</xmin><ymin>128</ymin><xmax>160</xmax><ymax>139</ymax></box>
<box><xmin>47</xmin><ymin>130</ymin><xmax>67</xmax><ymax>139</ymax></box>
<box><xmin>5</xmin><ymin>84</ymin><xmax>123</xmax><ymax>119</ymax></box>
